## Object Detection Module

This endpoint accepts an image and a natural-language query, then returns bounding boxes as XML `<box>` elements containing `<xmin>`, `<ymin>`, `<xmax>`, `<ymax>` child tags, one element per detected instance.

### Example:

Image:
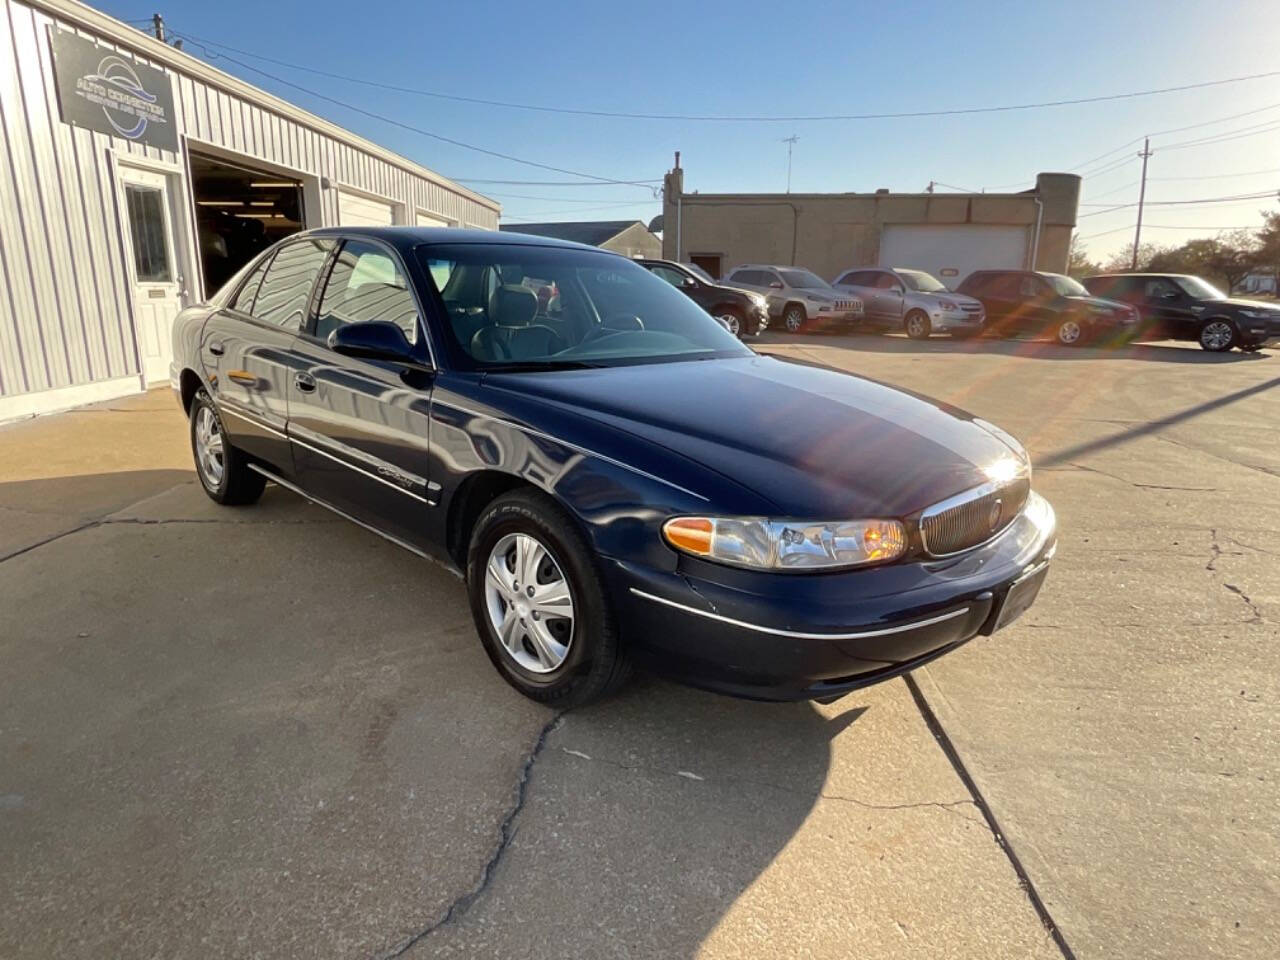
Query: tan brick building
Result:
<box><xmin>661</xmin><ymin>164</ymin><xmax>1080</xmax><ymax>288</ymax></box>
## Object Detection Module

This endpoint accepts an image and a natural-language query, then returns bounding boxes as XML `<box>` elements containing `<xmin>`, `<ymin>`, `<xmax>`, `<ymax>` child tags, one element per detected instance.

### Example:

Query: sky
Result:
<box><xmin>101</xmin><ymin>0</ymin><xmax>1280</xmax><ymax>261</ymax></box>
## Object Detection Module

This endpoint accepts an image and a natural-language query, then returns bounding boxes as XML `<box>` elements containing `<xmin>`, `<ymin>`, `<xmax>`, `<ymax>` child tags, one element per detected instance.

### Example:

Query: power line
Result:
<box><xmin>501</xmin><ymin>200</ymin><xmax>660</xmax><ymax>221</ymax></box>
<box><xmin>167</xmin><ymin>29</ymin><xmax>1280</xmax><ymax>124</ymax></box>
<box><xmin>455</xmin><ymin>178</ymin><xmax>660</xmax><ymax>188</ymax></box>
<box><xmin>483</xmin><ymin>192</ymin><xmax>659</xmax><ymax>203</ymax></box>
<box><xmin>1150</xmin><ymin>166</ymin><xmax>1280</xmax><ymax>182</ymax></box>
<box><xmin>169</xmin><ymin>32</ymin><xmax>655</xmax><ymax>186</ymax></box>
<box><xmin>1081</xmin><ymin>180</ymin><xmax>1140</xmax><ymax>202</ymax></box>
<box><xmin>1079</xmin><ymin>223</ymin><xmax>1263</xmax><ymax>241</ymax></box>
<box><xmin>1078</xmin><ymin>190</ymin><xmax>1280</xmax><ymax>218</ymax></box>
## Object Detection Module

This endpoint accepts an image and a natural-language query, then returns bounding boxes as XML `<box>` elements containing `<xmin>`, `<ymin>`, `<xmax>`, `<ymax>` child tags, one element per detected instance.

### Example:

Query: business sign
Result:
<box><xmin>49</xmin><ymin>28</ymin><xmax>178</xmax><ymax>152</ymax></box>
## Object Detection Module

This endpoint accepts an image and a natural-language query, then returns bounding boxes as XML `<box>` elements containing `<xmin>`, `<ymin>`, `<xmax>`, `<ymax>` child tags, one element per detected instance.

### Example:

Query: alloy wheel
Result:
<box><xmin>717</xmin><ymin>313</ymin><xmax>741</xmax><ymax>336</ymax></box>
<box><xmin>784</xmin><ymin>308</ymin><xmax>804</xmax><ymax>333</ymax></box>
<box><xmin>1200</xmin><ymin>320</ymin><xmax>1234</xmax><ymax>351</ymax></box>
<box><xmin>484</xmin><ymin>532</ymin><xmax>575</xmax><ymax>674</ymax></box>
<box><xmin>1057</xmin><ymin>320</ymin><xmax>1082</xmax><ymax>345</ymax></box>
<box><xmin>906</xmin><ymin>314</ymin><xmax>929</xmax><ymax>339</ymax></box>
<box><xmin>194</xmin><ymin>405</ymin><xmax>225</xmax><ymax>488</ymax></box>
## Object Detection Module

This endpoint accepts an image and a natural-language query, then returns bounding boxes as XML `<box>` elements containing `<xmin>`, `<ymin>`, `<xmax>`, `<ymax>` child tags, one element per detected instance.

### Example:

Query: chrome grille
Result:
<box><xmin>920</xmin><ymin>476</ymin><xmax>1030</xmax><ymax>557</ymax></box>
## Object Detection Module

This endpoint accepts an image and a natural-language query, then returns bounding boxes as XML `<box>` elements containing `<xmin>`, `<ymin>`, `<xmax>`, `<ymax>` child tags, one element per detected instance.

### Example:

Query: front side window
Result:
<box><xmin>897</xmin><ymin>270</ymin><xmax>947</xmax><ymax>293</ymax></box>
<box><xmin>252</xmin><ymin>238</ymin><xmax>333</xmax><ymax>330</ymax></box>
<box><xmin>419</xmin><ymin>243</ymin><xmax>749</xmax><ymax>369</ymax></box>
<box><xmin>1042</xmin><ymin>273</ymin><xmax>1089</xmax><ymax>297</ymax></box>
<box><xmin>316</xmin><ymin>240</ymin><xmax>419</xmax><ymax>344</ymax></box>
<box><xmin>1174</xmin><ymin>275</ymin><xmax>1226</xmax><ymax>300</ymax></box>
<box><xmin>1144</xmin><ymin>278</ymin><xmax>1180</xmax><ymax>299</ymax></box>
<box><xmin>648</xmin><ymin>265</ymin><xmax>688</xmax><ymax>288</ymax></box>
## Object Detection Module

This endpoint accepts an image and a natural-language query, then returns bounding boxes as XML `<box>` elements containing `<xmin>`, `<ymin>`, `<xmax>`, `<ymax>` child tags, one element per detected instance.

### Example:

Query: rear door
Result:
<box><xmin>288</xmin><ymin>237</ymin><xmax>438</xmax><ymax>547</ymax></box>
<box><xmin>202</xmin><ymin>237</ymin><xmax>333</xmax><ymax>473</ymax></box>
<box><xmin>868</xmin><ymin>270</ymin><xmax>906</xmax><ymax>325</ymax></box>
<box><xmin>834</xmin><ymin>271</ymin><xmax>881</xmax><ymax>322</ymax></box>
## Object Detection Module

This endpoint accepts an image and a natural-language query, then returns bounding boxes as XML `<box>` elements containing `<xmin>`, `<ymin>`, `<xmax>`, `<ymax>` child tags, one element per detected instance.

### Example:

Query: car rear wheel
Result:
<box><xmin>904</xmin><ymin>310</ymin><xmax>932</xmax><ymax>340</ymax></box>
<box><xmin>1056</xmin><ymin>318</ymin><xmax>1084</xmax><ymax>346</ymax></box>
<box><xmin>467</xmin><ymin>489</ymin><xmax>630</xmax><ymax>707</ymax></box>
<box><xmin>783</xmin><ymin>304</ymin><xmax>806</xmax><ymax>333</ymax></box>
<box><xmin>716</xmin><ymin>309</ymin><xmax>743</xmax><ymax>337</ymax></box>
<box><xmin>190</xmin><ymin>389</ymin><xmax>266</xmax><ymax>505</ymax></box>
<box><xmin>1199</xmin><ymin>319</ymin><xmax>1237</xmax><ymax>352</ymax></box>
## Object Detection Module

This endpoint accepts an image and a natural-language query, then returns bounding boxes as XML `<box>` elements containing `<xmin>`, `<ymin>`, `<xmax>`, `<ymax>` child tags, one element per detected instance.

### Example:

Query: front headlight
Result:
<box><xmin>662</xmin><ymin>516</ymin><xmax>907</xmax><ymax>570</ymax></box>
<box><xmin>938</xmin><ymin>299</ymin><xmax>959</xmax><ymax>311</ymax></box>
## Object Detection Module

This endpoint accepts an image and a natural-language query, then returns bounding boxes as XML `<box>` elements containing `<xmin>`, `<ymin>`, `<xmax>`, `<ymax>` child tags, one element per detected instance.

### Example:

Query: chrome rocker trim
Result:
<box><xmin>629</xmin><ymin>588</ymin><xmax>970</xmax><ymax>641</ymax></box>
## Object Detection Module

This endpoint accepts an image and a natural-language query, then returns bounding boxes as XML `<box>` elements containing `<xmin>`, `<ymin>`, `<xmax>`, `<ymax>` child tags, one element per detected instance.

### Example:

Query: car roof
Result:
<box><xmin>1083</xmin><ymin>273</ymin><xmax>1188</xmax><ymax>280</ymax></box>
<box><xmin>298</xmin><ymin>225</ymin><xmax>616</xmax><ymax>254</ymax></box>
<box><xmin>730</xmin><ymin>264</ymin><xmax>797</xmax><ymax>271</ymax></box>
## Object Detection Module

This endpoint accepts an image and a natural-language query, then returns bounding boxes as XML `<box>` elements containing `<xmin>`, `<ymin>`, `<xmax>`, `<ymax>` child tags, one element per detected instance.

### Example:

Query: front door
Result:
<box><xmin>288</xmin><ymin>238</ymin><xmax>437</xmax><ymax>549</ymax></box>
<box><xmin>120</xmin><ymin>168</ymin><xmax>184</xmax><ymax>385</ymax></box>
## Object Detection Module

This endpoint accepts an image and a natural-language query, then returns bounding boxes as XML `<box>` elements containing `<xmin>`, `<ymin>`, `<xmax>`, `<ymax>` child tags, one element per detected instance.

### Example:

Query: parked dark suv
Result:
<box><xmin>638</xmin><ymin>259</ymin><xmax>769</xmax><ymax>337</ymax></box>
<box><xmin>956</xmin><ymin>270</ymin><xmax>1139</xmax><ymax>345</ymax></box>
<box><xmin>1081</xmin><ymin>273</ymin><xmax>1280</xmax><ymax>352</ymax></box>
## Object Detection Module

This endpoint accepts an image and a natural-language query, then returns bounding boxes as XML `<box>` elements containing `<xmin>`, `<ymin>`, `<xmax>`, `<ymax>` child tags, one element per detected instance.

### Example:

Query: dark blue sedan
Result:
<box><xmin>171</xmin><ymin>227</ymin><xmax>1056</xmax><ymax>707</ymax></box>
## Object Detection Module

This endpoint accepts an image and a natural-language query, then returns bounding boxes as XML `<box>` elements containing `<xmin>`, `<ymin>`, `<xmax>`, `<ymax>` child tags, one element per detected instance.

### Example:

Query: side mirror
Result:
<box><xmin>681</xmin><ymin>276</ymin><xmax>697</xmax><ymax>289</ymax></box>
<box><xmin>892</xmin><ymin>285</ymin><xmax>905</xmax><ymax>295</ymax></box>
<box><xmin>329</xmin><ymin>321</ymin><xmax>424</xmax><ymax>367</ymax></box>
<box><xmin>1161</xmin><ymin>290</ymin><xmax>1180</xmax><ymax>301</ymax></box>
<box><xmin>769</xmin><ymin>280</ymin><xmax>783</xmax><ymax>289</ymax></box>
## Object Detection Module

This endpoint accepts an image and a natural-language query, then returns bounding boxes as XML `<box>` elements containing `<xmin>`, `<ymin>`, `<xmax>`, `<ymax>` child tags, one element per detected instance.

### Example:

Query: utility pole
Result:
<box><xmin>151</xmin><ymin>13</ymin><xmax>165</xmax><ymax>42</ymax></box>
<box><xmin>782</xmin><ymin>135</ymin><xmax>798</xmax><ymax>193</ymax></box>
<box><xmin>1131</xmin><ymin>137</ymin><xmax>1152</xmax><ymax>270</ymax></box>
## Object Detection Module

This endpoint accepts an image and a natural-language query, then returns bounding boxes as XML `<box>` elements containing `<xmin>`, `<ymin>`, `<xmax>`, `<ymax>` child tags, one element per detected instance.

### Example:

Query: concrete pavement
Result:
<box><xmin>1</xmin><ymin>334</ymin><xmax>1276</xmax><ymax>958</ymax></box>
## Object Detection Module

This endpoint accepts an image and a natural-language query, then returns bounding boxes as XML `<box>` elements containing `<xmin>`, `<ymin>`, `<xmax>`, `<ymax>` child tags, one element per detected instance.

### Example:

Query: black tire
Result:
<box><xmin>1055</xmin><ymin>317</ymin><xmax>1086</xmax><ymax>346</ymax></box>
<box><xmin>1198</xmin><ymin>318</ymin><xmax>1238</xmax><ymax>352</ymax></box>
<box><xmin>466</xmin><ymin>489</ymin><xmax>631</xmax><ymax>707</ymax></box>
<box><xmin>715</xmin><ymin>307</ymin><xmax>745</xmax><ymax>338</ymax></box>
<box><xmin>904</xmin><ymin>310</ymin><xmax>932</xmax><ymax>340</ymax></box>
<box><xmin>189</xmin><ymin>389</ymin><xmax>266</xmax><ymax>505</ymax></box>
<box><xmin>782</xmin><ymin>303</ymin><xmax>807</xmax><ymax>334</ymax></box>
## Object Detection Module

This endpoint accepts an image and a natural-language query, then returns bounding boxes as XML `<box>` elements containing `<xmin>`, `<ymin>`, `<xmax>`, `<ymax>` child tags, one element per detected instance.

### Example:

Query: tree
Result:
<box><xmin>1254</xmin><ymin>207</ymin><xmax>1280</xmax><ymax>285</ymax></box>
<box><xmin>1067</xmin><ymin>235</ymin><xmax>1101</xmax><ymax>277</ymax></box>
<box><xmin>1102</xmin><ymin>242</ymin><xmax>1167</xmax><ymax>273</ymax></box>
<box><xmin>1147</xmin><ymin>231</ymin><xmax>1261</xmax><ymax>291</ymax></box>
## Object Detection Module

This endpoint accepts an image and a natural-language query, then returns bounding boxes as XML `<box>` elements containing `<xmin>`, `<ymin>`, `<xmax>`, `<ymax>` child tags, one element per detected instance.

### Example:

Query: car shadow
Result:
<box><xmin>0</xmin><ymin>470</ymin><xmax>852</xmax><ymax>958</ymax></box>
<box><xmin>759</xmin><ymin>330</ymin><xmax>1273</xmax><ymax>363</ymax></box>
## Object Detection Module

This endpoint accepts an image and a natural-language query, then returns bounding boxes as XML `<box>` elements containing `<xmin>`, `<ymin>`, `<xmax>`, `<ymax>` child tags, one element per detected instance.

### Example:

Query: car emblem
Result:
<box><xmin>988</xmin><ymin>498</ymin><xmax>1003</xmax><ymax>532</ymax></box>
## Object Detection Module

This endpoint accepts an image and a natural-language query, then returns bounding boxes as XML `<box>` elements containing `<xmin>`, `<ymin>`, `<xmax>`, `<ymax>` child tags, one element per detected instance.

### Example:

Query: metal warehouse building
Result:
<box><xmin>0</xmin><ymin>0</ymin><xmax>499</xmax><ymax>422</ymax></box>
<box><xmin>661</xmin><ymin>161</ymin><xmax>1080</xmax><ymax>288</ymax></box>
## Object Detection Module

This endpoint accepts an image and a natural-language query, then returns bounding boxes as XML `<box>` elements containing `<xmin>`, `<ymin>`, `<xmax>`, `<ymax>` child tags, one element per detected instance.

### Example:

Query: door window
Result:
<box><xmin>728</xmin><ymin>269</ymin><xmax>759</xmax><ymax>285</ymax></box>
<box><xmin>1018</xmin><ymin>275</ymin><xmax>1045</xmax><ymax>298</ymax></box>
<box><xmin>124</xmin><ymin>184</ymin><xmax>172</xmax><ymax>282</ymax></box>
<box><xmin>842</xmin><ymin>271</ymin><xmax>873</xmax><ymax>286</ymax></box>
<box><xmin>252</xmin><ymin>238</ymin><xmax>333</xmax><ymax>330</ymax></box>
<box><xmin>1144</xmin><ymin>278</ymin><xmax>1180</xmax><ymax>300</ymax></box>
<box><xmin>316</xmin><ymin>240</ymin><xmax>419</xmax><ymax>344</ymax></box>
<box><xmin>649</xmin><ymin>265</ymin><xmax>689</xmax><ymax>288</ymax></box>
<box><xmin>985</xmin><ymin>274</ymin><xmax>1021</xmax><ymax>299</ymax></box>
<box><xmin>229</xmin><ymin>253</ymin><xmax>273</xmax><ymax>314</ymax></box>
<box><xmin>873</xmin><ymin>272</ymin><xmax>901</xmax><ymax>290</ymax></box>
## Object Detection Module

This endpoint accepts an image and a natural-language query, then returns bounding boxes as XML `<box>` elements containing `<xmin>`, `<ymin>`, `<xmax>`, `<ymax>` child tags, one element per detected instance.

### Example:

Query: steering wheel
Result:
<box><xmin>580</xmin><ymin>313</ymin><xmax>645</xmax><ymax>345</ymax></box>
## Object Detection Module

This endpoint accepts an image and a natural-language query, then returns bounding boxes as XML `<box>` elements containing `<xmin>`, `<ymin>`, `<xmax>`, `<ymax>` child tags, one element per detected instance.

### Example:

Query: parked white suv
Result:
<box><xmin>724</xmin><ymin>264</ymin><xmax>863</xmax><ymax>333</ymax></box>
<box><xmin>832</xmin><ymin>267</ymin><xmax>985</xmax><ymax>339</ymax></box>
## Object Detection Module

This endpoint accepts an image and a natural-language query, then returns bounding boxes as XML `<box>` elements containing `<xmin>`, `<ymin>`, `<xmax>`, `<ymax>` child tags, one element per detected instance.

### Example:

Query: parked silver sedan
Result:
<box><xmin>833</xmin><ymin>267</ymin><xmax>985</xmax><ymax>339</ymax></box>
<box><xmin>723</xmin><ymin>264</ymin><xmax>863</xmax><ymax>333</ymax></box>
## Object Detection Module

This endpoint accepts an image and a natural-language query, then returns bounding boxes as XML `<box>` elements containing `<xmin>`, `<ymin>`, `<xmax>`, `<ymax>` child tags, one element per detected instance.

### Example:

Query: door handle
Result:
<box><xmin>209</xmin><ymin>340</ymin><xmax>225</xmax><ymax>356</ymax></box>
<box><xmin>294</xmin><ymin>372</ymin><xmax>317</xmax><ymax>393</ymax></box>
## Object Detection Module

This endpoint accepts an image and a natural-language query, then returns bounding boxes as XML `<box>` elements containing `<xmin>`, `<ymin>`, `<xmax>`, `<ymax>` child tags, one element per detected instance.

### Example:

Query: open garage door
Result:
<box><xmin>189</xmin><ymin>152</ymin><xmax>305</xmax><ymax>296</ymax></box>
<box><xmin>879</xmin><ymin>225</ymin><xmax>1028</xmax><ymax>289</ymax></box>
<box><xmin>339</xmin><ymin>190</ymin><xmax>396</xmax><ymax>227</ymax></box>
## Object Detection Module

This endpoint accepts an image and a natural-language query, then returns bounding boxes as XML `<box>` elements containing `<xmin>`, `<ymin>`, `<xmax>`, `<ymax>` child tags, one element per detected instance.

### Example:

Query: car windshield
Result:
<box><xmin>1174</xmin><ymin>275</ymin><xmax>1227</xmax><ymax>300</ymax></box>
<box><xmin>418</xmin><ymin>243</ymin><xmax>751</xmax><ymax>369</ymax></box>
<box><xmin>1043</xmin><ymin>273</ymin><xmax>1090</xmax><ymax>297</ymax></box>
<box><xmin>779</xmin><ymin>269</ymin><xmax>831</xmax><ymax>290</ymax></box>
<box><xmin>684</xmin><ymin>263</ymin><xmax>714</xmax><ymax>283</ymax></box>
<box><xmin>897</xmin><ymin>270</ymin><xmax>948</xmax><ymax>293</ymax></box>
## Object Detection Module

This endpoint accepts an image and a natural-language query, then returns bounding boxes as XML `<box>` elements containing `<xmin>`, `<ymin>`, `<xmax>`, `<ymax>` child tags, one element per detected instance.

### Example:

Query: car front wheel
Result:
<box><xmin>1199</xmin><ymin>319</ymin><xmax>1238</xmax><ymax>352</ymax></box>
<box><xmin>904</xmin><ymin>310</ymin><xmax>931</xmax><ymax>340</ymax></box>
<box><xmin>1056</xmin><ymin>318</ymin><xmax>1085</xmax><ymax>346</ymax></box>
<box><xmin>467</xmin><ymin>489</ymin><xmax>630</xmax><ymax>707</ymax></box>
<box><xmin>783</xmin><ymin>304</ymin><xmax>806</xmax><ymax>333</ymax></box>
<box><xmin>716</xmin><ymin>309</ymin><xmax>743</xmax><ymax>337</ymax></box>
<box><xmin>189</xmin><ymin>389</ymin><xmax>266</xmax><ymax>505</ymax></box>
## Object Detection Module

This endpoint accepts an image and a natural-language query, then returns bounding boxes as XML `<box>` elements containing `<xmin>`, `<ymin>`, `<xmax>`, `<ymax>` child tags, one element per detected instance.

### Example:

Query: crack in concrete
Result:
<box><xmin>1207</xmin><ymin>529</ymin><xmax>1266</xmax><ymax>623</ymax></box>
<box><xmin>553</xmin><ymin>745</ymin><xmax>982</xmax><ymax>823</ymax></box>
<box><xmin>377</xmin><ymin>712</ymin><xmax>564</xmax><ymax>958</ymax></box>
<box><xmin>1055</xmin><ymin>461</ymin><xmax>1216</xmax><ymax>492</ymax></box>
<box><xmin>0</xmin><ymin>519</ymin><xmax>102</xmax><ymax>564</ymax></box>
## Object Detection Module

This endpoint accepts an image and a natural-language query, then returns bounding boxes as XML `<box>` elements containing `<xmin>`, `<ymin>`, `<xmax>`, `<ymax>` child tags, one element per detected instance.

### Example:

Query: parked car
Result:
<box><xmin>1081</xmin><ymin>273</ymin><xmax>1280</xmax><ymax>352</ymax></box>
<box><xmin>723</xmin><ymin>264</ymin><xmax>864</xmax><ymax>333</ymax></box>
<box><xmin>172</xmin><ymin>227</ymin><xmax>1055</xmax><ymax>708</ymax></box>
<box><xmin>956</xmin><ymin>270</ymin><xmax>1139</xmax><ymax>345</ymax></box>
<box><xmin>832</xmin><ymin>266</ymin><xmax>986</xmax><ymax>339</ymax></box>
<box><xmin>637</xmin><ymin>258</ymin><xmax>769</xmax><ymax>337</ymax></box>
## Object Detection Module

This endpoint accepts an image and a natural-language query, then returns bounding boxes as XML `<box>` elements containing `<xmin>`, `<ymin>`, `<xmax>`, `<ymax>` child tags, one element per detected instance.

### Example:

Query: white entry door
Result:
<box><xmin>120</xmin><ymin>167</ymin><xmax>184</xmax><ymax>385</ymax></box>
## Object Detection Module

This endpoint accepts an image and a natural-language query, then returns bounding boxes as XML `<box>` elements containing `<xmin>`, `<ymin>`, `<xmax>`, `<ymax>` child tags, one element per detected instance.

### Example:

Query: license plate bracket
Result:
<box><xmin>989</xmin><ymin>563</ymin><xmax>1050</xmax><ymax>633</ymax></box>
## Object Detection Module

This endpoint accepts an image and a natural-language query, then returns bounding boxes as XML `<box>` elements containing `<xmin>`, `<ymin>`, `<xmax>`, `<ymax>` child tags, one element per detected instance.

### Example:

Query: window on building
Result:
<box><xmin>315</xmin><ymin>240</ymin><xmax>419</xmax><ymax>345</ymax></box>
<box><xmin>251</xmin><ymin>238</ymin><xmax>333</xmax><ymax>331</ymax></box>
<box><xmin>124</xmin><ymin>184</ymin><xmax>172</xmax><ymax>283</ymax></box>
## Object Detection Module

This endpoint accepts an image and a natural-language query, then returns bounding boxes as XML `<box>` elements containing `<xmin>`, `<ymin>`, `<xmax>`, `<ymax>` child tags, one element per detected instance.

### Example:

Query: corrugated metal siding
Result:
<box><xmin>0</xmin><ymin>0</ymin><xmax>497</xmax><ymax>401</ymax></box>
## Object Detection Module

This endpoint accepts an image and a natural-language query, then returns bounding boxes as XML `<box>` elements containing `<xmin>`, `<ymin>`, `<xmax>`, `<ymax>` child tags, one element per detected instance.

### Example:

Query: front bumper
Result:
<box><xmin>931</xmin><ymin>309</ymin><xmax>985</xmax><ymax>332</ymax></box>
<box><xmin>604</xmin><ymin>492</ymin><xmax>1057</xmax><ymax>701</ymax></box>
<box><xmin>1239</xmin><ymin>317</ymin><xmax>1280</xmax><ymax>345</ymax></box>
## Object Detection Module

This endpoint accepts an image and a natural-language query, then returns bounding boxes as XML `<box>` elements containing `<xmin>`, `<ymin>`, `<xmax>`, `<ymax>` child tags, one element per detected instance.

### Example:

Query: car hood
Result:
<box><xmin>1216</xmin><ymin>297</ymin><xmax>1280</xmax><ymax>312</ymax></box>
<box><xmin>484</xmin><ymin>355</ymin><xmax>1025</xmax><ymax>517</ymax></box>
<box><xmin>915</xmin><ymin>290</ymin><xmax>982</xmax><ymax>307</ymax></box>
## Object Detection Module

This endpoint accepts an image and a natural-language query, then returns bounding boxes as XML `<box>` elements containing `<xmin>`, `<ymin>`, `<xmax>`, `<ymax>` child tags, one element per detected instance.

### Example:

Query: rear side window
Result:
<box><xmin>841</xmin><ymin>271</ymin><xmax>873</xmax><ymax>286</ymax></box>
<box><xmin>229</xmin><ymin>254</ymin><xmax>272</xmax><ymax>313</ymax></box>
<box><xmin>315</xmin><ymin>240</ymin><xmax>419</xmax><ymax>345</ymax></box>
<box><xmin>982</xmin><ymin>274</ymin><xmax>1021</xmax><ymax>298</ymax></box>
<box><xmin>729</xmin><ymin>269</ymin><xmax>759</xmax><ymax>284</ymax></box>
<box><xmin>252</xmin><ymin>238</ymin><xmax>333</xmax><ymax>330</ymax></box>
